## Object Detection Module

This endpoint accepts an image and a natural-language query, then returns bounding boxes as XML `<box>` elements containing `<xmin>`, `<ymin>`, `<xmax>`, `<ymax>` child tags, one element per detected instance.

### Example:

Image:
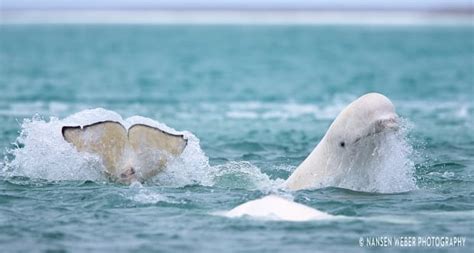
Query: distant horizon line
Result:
<box><xmin>2</xmin><ymin>6</ymin><xmax>473</xmax><ymax>13</ymax></box>
<box><xmin>2</xmin><ymin>9</ymin><xmax>472</xmax><ymax>26</ymax></box>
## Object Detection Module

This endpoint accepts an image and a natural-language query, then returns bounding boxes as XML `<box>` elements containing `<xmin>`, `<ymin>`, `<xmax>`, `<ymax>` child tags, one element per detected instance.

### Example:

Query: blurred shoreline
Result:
<box><xmin>1</xmin><ymin>9</ymin><xmax>473</xmax><ymax>25</ymax></box>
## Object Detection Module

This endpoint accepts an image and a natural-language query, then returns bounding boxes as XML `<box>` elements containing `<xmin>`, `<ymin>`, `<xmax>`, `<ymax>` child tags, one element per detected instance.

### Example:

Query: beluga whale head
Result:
<box><xmin>284</xmin><ymin>93</ymin><xmax>401</xmax><ymax>191</ymax></box>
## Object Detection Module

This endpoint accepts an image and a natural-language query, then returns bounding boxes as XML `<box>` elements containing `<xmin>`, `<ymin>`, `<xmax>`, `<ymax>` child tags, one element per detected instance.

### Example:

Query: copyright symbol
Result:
<box><xmin>359</xmin><ymin>237</ymin><xmax>364</xmax><ymax>247</ymax></box>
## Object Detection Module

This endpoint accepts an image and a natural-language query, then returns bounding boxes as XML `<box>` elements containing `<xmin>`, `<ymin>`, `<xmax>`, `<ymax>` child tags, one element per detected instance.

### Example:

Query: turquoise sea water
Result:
<box><xmin>0</xmin><ymin>25</ymin><xmax>473</xmax><ymax>252</ymax></box>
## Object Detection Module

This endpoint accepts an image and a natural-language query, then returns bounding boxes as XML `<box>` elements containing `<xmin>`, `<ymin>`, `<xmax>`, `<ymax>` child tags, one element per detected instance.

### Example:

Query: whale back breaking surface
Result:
<box><xmin>223</xmin><ymin>195</ymin><xmax>333</xmax><ymax>221</ymax></box>
<box><xmin>62</xmin><ymin>121</ymin><xmax>187</xmax><ymax>182</ymax></box>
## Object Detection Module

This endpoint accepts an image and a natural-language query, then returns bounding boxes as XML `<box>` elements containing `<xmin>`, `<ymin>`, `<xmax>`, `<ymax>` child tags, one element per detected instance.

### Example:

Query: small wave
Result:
<box><xmin>359</xmin><ymin>215</ymin><xmax>420</xmax><ymax>225</ymax></box>
<box><xmin>121</xmin><ymin>182</ymin><xmax>178</xmax><ymax>204</ymax></box>
<box><xmin>224</xmin><ymin>96</ymin><xmax>355</xmax><ymax>121</ymax></box>
<box><xmin>396</xmin><ymin>100</ymin><xmax>473</xmax><ymax>125</ymax></box>
<box><xmin>427</xmin><ymin>171</ymin><xmax>456</xmax><ymax>179</ymax></box>
<box><xmin>212</xmin><ymin>161</ymin><xmax>284</xmax><ymax>191</ymax></box>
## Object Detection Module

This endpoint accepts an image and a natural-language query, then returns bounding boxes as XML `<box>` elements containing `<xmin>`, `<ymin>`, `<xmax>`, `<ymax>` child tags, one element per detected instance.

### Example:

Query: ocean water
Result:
<box><xmin>0</xmin><ymin>25</ymin><xmax>473</xmax><ymax>252</ymax></box>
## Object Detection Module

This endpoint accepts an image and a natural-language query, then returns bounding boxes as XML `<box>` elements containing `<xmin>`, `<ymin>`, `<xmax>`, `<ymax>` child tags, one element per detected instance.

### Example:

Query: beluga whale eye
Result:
<box><xmin>283</xmin><ymin>92</ymin><xmax>402</xmax><ymax>192</ymax></box>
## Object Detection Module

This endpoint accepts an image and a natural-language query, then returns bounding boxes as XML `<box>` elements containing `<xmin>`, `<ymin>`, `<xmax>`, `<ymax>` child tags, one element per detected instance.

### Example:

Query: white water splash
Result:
<box><xmin>317</xmin><ymin>119</ymin><xmax>417</xmax><ymax>193</ymax></box>
<box><xmin>2</xmin><ymin>115</ymin><xmax>105</xmax><ymax>181</ymax></box>
<box><xmin>150</xmin><ymin>133</ymin><xmax>214</xmax><ymax>188</ymax></box>
<box><xmin>1</xmin><ymin>108</ymin><xmax>212</xmax><ymax>186</ymax></box>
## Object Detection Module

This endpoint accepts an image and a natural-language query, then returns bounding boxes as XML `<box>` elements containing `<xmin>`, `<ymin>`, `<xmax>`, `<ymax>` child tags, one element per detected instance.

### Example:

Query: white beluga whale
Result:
<box><xmin>225</xmin><ymin>93</ymin><xmax>402</xmax><ymax>221</ymax></box>
<box><xmin>284</xmin><ymin>92</ymin><xmax>399</xmax><ymax>190</ymax></box>
<box><xmin>62</xmin><ymin>121</ymin><xmax>187</xmax><ymax>183</ymax></box>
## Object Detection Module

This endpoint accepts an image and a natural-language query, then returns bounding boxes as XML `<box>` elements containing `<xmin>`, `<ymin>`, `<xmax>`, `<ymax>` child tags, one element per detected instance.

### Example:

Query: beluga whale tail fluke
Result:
<box><xmin>284</xmin><ymin>92</ymin><xmax>400</xmax><ymax>191</ymax></box>
<box><xmin>62</xmin><ymin>121</ymin><xmax>187</xmax><ymax>184</ymax></box>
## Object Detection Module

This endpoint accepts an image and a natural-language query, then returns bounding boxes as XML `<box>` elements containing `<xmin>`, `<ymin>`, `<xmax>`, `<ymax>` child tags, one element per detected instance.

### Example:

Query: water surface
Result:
<box><xmin>1</xmin><ymin>25</ymin><xmax>473</xmax><ymax>252</ymax></box>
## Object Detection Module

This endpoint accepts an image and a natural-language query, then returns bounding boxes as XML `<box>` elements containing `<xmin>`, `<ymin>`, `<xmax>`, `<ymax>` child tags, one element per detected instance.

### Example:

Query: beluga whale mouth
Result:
<box><xmin>352</xmin><ymin>115</ymin><xmax>399</xmax><ymax>145</ymax></box>
<box><xmin>283</xmin><ymin>92</ymin><xmax>413</xmax><ymax>192</ymax></box>
<box><xmin>62</xmin><ymin>121</ymin><xmax>188</xmax><ymax>184</ymax></box>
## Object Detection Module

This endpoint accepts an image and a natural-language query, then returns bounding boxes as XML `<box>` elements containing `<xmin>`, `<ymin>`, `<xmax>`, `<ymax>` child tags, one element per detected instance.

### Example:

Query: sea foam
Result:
<box><xmin>1</xmin><ymin>108</ymin><xmax>212</xmax><ymax>185</ymax></box>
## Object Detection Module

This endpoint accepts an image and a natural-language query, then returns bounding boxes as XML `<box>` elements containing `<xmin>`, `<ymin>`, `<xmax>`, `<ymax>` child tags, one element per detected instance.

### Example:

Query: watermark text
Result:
<box><xmin>359</xmin><ymin>236</ymin><xmax>466</xmax><ymax>248</ymax></box>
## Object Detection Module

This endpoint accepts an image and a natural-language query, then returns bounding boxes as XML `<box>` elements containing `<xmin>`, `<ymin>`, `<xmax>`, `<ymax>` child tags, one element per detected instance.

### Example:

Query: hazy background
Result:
<box><xmin>1</xmin><ymin>0</ymin><xmax>472</xmax><ymax>10</ymax></box>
